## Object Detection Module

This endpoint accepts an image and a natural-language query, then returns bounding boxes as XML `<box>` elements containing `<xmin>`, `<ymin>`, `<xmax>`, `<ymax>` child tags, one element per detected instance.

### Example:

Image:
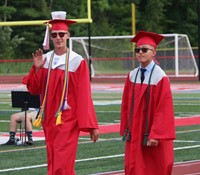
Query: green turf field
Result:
<box><xmin>0</xmin><ymin>87</ymin><xmax>200</xmax><ymax>174</ymax></box>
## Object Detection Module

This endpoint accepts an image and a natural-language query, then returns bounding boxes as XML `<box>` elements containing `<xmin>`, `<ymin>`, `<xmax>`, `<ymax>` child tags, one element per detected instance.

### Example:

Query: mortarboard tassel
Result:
<box><xmin>42</xmin><ymin>24</ymin><xmax>51</xmax><ymax>50</ymax></box>
<box><xmin>56</xmin><ymin>112</ymin><xmax>62</xmax><ymax>125</ymax></box>
<box><xmin>122</xmin><ymin>130</ymin><xmax>128</xmax><ymax>141</ymax></box>
<box><xmin>33</xmin><ymin>115</ymin><xmax>42</xmax><ymax>127</ymax></box>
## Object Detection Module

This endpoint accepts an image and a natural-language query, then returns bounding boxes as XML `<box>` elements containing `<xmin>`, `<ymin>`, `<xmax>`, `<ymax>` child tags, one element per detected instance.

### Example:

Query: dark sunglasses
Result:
<box><xmin>51</xmin><ymin>32</ymin><xmax>67</xmax><ymax>38</ymax></box>
<box><xmin>135</xmin><ymin>47</ymin><xmax>153</xmax><ymax>53</ymax></box>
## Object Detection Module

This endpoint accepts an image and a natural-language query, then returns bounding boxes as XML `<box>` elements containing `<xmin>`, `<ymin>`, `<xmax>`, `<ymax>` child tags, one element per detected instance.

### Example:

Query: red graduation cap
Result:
<box><xmin>42</xmin><ymin>11</ymin><xmax>76</xmax><ymax>50</ymax></box>
<box><xmin>47</xmin><ymin>11</ymin><xmax>76</xmax><ymax>31</ymax></box>
<box><xmin>48</xmin><ymin>19</ymin><xmax>76</xmax><ymax>31</ymax></box>
<box><xmin>131</xmin><ymin>31</ymin><xmax>164</xmax><ymax>48</ymax></box>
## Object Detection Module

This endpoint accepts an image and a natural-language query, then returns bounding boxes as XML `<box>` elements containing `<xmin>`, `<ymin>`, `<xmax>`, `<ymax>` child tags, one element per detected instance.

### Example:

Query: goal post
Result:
<box><xmin>0</xmin><ymin>0</ymin><xmax>93</xmax><ymax>26</ymax></box>
<box><xmin>69</xmin><ymin>34</ymin><xmax>198</xmax><ymax>80</ymax></box>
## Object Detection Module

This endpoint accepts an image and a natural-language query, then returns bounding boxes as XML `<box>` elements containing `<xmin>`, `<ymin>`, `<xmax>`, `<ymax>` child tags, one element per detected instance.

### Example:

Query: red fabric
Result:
<box><xmin>131</xmin><ymin>31</ymin><xmax>164</xmax><ymax>48</ymax></box>
<box><xmin>48</xmin><ymin>19</ymin><xmax>76</xmax><ymax>31</ymax></box>
<box><xmin>51</xmin><ymin>21</ymin><xmax>68</xmax><ymax>31</ymax></box>
<box><xmin>23</xmin><ymin>59</ymin><xmax>98</xmax><ymax>175</ymax></box>
<box><xmin>120</xmin><ymin>71</ymin><xmax>175</xmax><ymax>175</ymax></box>
<box><xmin>137</xmin><ymin>36</ymin><xmax>156</xmax><ymax>48</ymax></box>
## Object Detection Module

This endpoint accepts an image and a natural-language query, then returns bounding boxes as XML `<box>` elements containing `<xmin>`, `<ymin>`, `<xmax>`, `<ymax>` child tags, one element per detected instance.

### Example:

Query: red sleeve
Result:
<box><xmin>22</xmin><ymin>65</ymin><xmax>43</xmax><ymax>95</ymax></box>
<box><xmin>76</xmin><ymin>60</ymin><xmax>98</xmax><ymax>132</ymax></box>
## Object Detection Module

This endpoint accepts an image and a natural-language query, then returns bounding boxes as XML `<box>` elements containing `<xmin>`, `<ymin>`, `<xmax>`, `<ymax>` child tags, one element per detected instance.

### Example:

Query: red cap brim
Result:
<box><xmin>45</xmin><ymin>19</ymin><xmax>76</xmax><ymax>31</ymax></box>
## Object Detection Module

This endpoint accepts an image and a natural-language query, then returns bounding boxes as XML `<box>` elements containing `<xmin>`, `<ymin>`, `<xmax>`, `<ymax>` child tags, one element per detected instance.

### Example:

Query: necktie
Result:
<box><xmin>141</xmin><ymin>68</ymin><xmax>146</xmax><ymax>83</ymax></box>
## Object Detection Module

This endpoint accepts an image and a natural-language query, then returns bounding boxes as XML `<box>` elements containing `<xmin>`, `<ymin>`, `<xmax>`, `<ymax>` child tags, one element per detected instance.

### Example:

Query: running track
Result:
<box><xmin>0</xmin><ymin>82</ymin><xmax>200</xmax><ymax>93</ymax></box>
<box><xmin>92</xmin><ymin>160</ymin><xmax>200</xmax><ymax>175</ymax></box>
<box><xmin>95</xmin><ymin>160</ymin><xmax>200</xmax><ymax>175</ymax></box>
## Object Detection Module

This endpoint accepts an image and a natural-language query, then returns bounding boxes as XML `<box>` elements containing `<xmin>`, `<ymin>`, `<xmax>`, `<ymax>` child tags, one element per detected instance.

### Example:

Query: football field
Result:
<box><xmin>0</xmin><ymin>82</ymin><xmax>200</xmax><ymax>174</ymax></box>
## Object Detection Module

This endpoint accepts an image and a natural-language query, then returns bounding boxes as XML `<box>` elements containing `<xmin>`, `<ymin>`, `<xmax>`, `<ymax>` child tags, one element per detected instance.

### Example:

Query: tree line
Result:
<box><xmin>0</xmin><ymin>0</ymin><xmax>197</xmax><ymax>59</ymax></box>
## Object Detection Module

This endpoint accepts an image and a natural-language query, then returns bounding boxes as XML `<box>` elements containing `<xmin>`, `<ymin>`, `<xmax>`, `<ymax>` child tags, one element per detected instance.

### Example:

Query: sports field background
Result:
<box><xmin>0</xmin><ymin>82</ymin><xmax>200</xmax><ymax>174</ymax></box>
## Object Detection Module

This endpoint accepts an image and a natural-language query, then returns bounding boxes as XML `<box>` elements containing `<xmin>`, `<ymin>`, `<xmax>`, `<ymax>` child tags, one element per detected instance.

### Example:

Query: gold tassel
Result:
<box><xmin>33</xmin><ymin>115</ymin><xmax>42</xmax><ymax>127</ymax></box>
<box><xmin>56</xmin><ymin>112</ymin><xmax>62</xmax><ymax>125</ymax></box>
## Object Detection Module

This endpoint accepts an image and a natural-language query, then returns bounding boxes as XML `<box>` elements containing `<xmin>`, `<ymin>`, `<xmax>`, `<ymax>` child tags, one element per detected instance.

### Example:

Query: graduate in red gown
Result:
<box><xmin>120</xmin><ymin>31</ymin><xmax>175</xmax><ymax>175</ymax></box>
<box><xmin>23</xmin><ymin>11</ymin><xmax>99</xmax><ymax>175</ymax></box>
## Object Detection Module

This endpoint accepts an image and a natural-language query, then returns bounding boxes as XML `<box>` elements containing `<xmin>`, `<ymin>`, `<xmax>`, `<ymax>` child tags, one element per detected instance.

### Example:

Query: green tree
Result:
<box><xmin>0</xmin><ymin>0</ymin><xmax>198</xmax><ymax>61</ymax></box>
<box><xmin>0</xmin><ymin>26</ymin><xmax>24</xmax><ymax>59</ymax></box>
<box><xmin>163</xmin><ymin>0</ymin><xmax>197</xmax><ymax>45</ymax></box>
<box><xmin>133</xmin><ymin>0</ymin><xmax>197</xmax><ymax>45</ymax></box>
<box><xmin>0</xmin><ymin>1</ymin><xmax>23</xmax><ymax>59</ymax></box>
<box><xmin>135</xmin><ymin>0</ymin><xmax>170</xmax><ymax>33</ymax></box>
<box><xmin>0</xmin><ymin>5</ymin><xmax>16</xmax><ymax>20</ymax></box>
<box><xmin>4</xmin><ymin>0</ymin><xmax>50</xmax><ymax>59</ymax></box>
<box><xmin>90</xmin><ymin>0</ymin><xmax>132</xmax><ymax>36</ymax></box>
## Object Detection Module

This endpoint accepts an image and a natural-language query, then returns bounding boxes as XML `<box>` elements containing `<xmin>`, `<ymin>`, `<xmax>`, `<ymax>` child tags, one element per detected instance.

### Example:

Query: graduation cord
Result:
<box><xmin>143</xmin><ymin>64</ymin><xmax>156</xmax><ymax>146</ymax></box>
<box><xmin>122</xmin><ymin>64</ymin><xmax>156</xmax><ymax>143</ymax></box>
<box><xmin>33</xmin><ymin>52</ymin><xmax>54</xmax><ymax>127</ymax></box>
<box><xmin>122</xmin><ymin>68</ymin><xmax>140</xmax><ymax>142</ymax></box>
<box><xmin>55</xmin><ymin>50</ymin><xmax>69</xmax><ymax>125</ymax></box>
<box><xmin>33</xmin><ymin>50</ymin><xmax>69</xmax><ymax>127</ymax></box>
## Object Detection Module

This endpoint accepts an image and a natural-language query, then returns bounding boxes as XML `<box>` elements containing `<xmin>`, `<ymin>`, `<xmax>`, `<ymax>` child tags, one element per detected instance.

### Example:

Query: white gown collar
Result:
<box><xmin>50</xmin><ymin>50</ymin><xmax>77</xmax><ymax>69</ymax></box>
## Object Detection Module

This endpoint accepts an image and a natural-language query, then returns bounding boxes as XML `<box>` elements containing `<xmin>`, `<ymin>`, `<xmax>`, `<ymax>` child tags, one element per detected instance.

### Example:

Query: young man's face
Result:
<box><xmin>135</xmin><ymin>44</ymin><xmax>156</xmax><ymax>67</ymax></box>
<box><xmin>50</xmin><ymin>30</ymin><xmax>70</xmax><ymax>49</ymax></box>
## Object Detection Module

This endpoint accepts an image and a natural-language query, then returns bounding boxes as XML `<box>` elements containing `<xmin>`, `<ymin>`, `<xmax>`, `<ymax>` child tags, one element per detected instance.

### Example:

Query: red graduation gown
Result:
<box><xmin>120</xmin><ymin>65</ymin><xmax>175</xmax><ymax>175</ymax></box>
<box><xmin>23</xmin><ymin>50</ymin><xmax>98</xmax><ymax>175</ymax></box>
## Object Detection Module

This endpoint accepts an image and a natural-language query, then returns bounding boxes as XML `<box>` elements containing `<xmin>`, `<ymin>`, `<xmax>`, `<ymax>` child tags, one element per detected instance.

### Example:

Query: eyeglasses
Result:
<box><xmin>50</xmin><ymin>32</ymin><xmax>68</xmax><ymax>38</ymax></box>
<box><xmin>134</xmin><ymin>47</ymin><xmax>153</xmax><ymax>53</ymax></box>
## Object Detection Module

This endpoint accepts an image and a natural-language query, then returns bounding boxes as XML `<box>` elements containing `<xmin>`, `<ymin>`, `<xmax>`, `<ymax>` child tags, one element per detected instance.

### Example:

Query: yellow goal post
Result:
<box><xmin>0</xmin><ymin>0</ymin><xmax>92</xmax><ymax>26</ymax></box>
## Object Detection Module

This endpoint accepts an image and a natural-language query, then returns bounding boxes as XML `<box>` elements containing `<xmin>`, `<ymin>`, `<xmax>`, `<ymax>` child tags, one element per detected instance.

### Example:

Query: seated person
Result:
<box><xmin>2</xmin><ymin>108</ymin><xmax>38</xmax><ymax>145</ymax></box>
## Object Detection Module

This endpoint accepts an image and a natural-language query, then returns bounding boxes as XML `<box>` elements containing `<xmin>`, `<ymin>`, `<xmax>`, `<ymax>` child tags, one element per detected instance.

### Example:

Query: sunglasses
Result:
<box><xmin>50</xmin><ymin>32</ymin><xmax>68</xmax><ymax>38</ymax></box>
<box><xmin>135</xmin><ymin>47</ymin><xmax>153</xmax><ymax>53</ymax></box>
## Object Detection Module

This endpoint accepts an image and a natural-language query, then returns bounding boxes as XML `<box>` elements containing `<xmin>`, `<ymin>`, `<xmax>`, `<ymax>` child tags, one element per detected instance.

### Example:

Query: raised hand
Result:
<box><xmin>32</xmin><ymin>49</ymin><xmax>46</xmax><ymax>72</ymax></box>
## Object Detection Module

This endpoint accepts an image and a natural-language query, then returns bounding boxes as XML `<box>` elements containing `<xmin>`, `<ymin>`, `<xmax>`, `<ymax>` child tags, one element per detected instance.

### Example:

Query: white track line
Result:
<box><xmin>174</xmin><ymin>144</ymin><xmax>200</xmax><ymax>150</ymax></box>
<box><xmin>1</xmin><ymin>146</ymin><xmax>200</xmax><ymax>173</ymax></box>
<box><xmin>0</xmin><ymin>154</ymin><xmax>124</xmax><ymax>172</ymax></box>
